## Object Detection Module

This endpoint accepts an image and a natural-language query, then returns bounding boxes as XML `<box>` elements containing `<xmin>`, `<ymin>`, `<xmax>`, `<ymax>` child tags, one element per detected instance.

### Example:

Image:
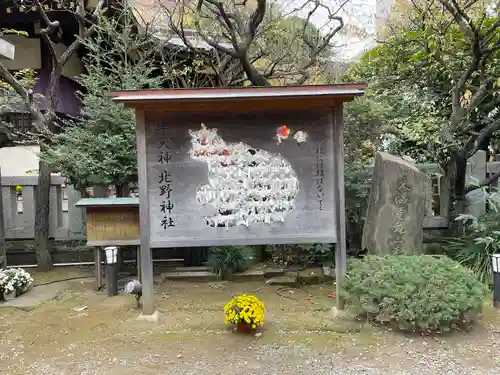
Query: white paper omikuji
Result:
<box><xmin>293</xmin><ymin>131</ymin><xmax>308</xmax><ymax>144</ymax></box>
<box><xmin>188</xmin><ymin>124</ymin><xmax>299</xmax><ymax>228</ymax></box>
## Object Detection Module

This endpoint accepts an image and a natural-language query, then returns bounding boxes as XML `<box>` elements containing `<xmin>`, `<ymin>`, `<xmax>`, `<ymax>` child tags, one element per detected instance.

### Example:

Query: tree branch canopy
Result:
<box><xmin>164</xmin><ymin>0</ymin><xmax>346</xmax><ymax>86</ymax></box>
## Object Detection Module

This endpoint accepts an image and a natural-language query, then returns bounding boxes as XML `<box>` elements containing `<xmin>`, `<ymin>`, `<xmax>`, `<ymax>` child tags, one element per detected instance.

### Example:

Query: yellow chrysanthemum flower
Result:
<box><xmin>223</xmin><ymin>294</ymin><xmax>266</xmax><ymax>330</ymax></box>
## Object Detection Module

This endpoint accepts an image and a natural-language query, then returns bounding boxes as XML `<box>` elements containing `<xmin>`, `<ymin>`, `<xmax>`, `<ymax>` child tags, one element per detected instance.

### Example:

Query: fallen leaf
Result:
<box><xmin>304</xmin><ymin>298</ymin><xmax>312</xmax><ymax>301</ymax></box>
<box><xmin>287</xmin><ymin>340</ymin><xmax>296</xmax><ymax>343</ymax></box>
<box><xmin>254</xmin><ymin>332</ymin><xmax>262</xmax><ymax>338</ymax></box>
<box><xmin>328</xmin><ymin>294</ymin><xmax>336</xmax><ymax>298</ymax></box>
<box><xmin>72</xmin><ymin>306</ymin><xmax>88</xmax><ymax>312</ymax></box>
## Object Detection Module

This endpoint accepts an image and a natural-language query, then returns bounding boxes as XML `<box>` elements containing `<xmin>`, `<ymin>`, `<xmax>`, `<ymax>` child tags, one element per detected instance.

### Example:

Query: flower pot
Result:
<box><xmin>236</xmin><ymin>323</ymin><xmax>253</xmax><ymax>333</ymax></box>
<box><xmin>18</xmin><ymin>283</ymin><xmax>32</xmax><ymax>296</ymax></box>
<box><xmin>2</xmin><ymin>290</ymin><xmax>16</xmax><ymax>301</ymax></box>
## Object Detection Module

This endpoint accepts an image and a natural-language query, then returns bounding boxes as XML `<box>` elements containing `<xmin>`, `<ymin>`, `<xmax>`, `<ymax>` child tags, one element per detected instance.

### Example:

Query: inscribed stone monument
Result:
<box><xmin>361</xmin><ymin>152</ymin><xmax>430</xmax><ymax>255</ymax></box>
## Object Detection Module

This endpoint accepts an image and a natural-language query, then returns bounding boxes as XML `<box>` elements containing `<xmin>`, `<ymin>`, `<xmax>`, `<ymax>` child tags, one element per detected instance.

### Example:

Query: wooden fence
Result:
<box><xmin>1</xmin><ymin>175</ymin><xmax>85</xmax><ymax>240</ymax></box>
<box><xmin>0</xmin><ymin>150</ymin><xmax>497</xmax><ymax>241</ymax></box>
<box><xmin>417</xmin><ymin>150</ymin><xmax>494</xmax><ymax>230</ymax></box>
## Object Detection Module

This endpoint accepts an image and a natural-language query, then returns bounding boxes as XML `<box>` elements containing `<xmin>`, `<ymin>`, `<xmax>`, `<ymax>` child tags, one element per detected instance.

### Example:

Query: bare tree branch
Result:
<box><xmin>437</xmin><ymin>0</ymin><xmax>477</xmax><ymax>37</ymax></box>
<box><xmin>0</xmin><ymin>65</ymin><xmax>44</xmax><ymax>127</ymax></box>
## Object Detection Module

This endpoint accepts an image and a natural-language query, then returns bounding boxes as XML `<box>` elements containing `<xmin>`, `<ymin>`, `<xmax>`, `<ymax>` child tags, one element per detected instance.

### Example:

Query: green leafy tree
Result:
<box><xmin>42</xmin><ymin>5</ymin><xmax>217</xmax><ymax>192</ymax></box>
<box><xmin>0</xmin><ymin>1</ymin><xmax>106</xmax><ymax>271</ymax></box>
<box><xmin>42</xmin><ymin>8</ymin><xmax>166</xmax><ymax>193</ymax></box>
<box><xmin>344</xmin><ymin>0</ymin><xmax>500</xmax><ymax>228</ymax></box>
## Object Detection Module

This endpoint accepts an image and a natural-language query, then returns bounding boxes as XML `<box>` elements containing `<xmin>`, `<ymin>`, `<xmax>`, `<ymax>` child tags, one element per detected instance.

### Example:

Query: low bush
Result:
<box><xmin>342</xmin><ymin>255</ymin><xmax>485</xmax><ymax>333</ymax></box>
<box><xmin>207</xmin><ymin>245</ymin><xmax>254</xmax><ymax>280</ymax></box>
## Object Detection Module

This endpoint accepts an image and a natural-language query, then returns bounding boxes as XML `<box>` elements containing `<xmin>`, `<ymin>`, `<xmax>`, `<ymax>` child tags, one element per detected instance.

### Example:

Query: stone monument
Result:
<box><xmin>362</xmin><ymin>152</ymin><xmax>430</xmax><ymax>255</ymax></box>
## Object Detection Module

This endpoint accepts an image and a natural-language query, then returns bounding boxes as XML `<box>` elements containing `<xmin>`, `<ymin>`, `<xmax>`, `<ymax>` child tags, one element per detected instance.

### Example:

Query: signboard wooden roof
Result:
<box><xmin>111</xmin><ymin>84</ymin><xmax>365</xmax><ymax>113</ymax></box>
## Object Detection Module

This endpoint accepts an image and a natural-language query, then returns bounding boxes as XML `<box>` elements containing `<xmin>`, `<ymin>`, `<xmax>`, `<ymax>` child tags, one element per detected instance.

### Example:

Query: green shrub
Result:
<box><xmin>440</xmin><ymin>188</ymin><xmax>500</xmax><ymax>285</ymax></box>
<box><xmin>207</xmin><ymin>246</ymin><xmax>254</xmax><ymax>280</ymax></box>
<box><xmin>297</xmin><ymin>243</ymin><xmax>334</xmax><ymax>266</ymax></box>
<box><xmin>342</xmin><ymin>255</ymin><xmax>485</xmax><ymax>333</ymax></box>
<box><xmin>264</xmin><ymin>243</ymin><xmax>334</xmax><ymax>266</ymax></box>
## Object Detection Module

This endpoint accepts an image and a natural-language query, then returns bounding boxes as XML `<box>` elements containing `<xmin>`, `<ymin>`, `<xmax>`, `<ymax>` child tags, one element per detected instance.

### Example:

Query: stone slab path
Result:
<box><xmin>0</xmin><ymin>282</ymin><xmax>68</xmax><ymax>310</ymax></box>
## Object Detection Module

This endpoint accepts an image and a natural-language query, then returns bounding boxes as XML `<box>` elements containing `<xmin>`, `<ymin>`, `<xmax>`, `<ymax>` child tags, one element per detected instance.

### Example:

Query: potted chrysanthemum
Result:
<box><xmin>0</xmin><ymin>271</ymin><xmax>16</xmax><ymax>301</ymax></box>
<box><xmin>0</xmin><ymin>268</ymin><xmax>33</xmax><ymax>300</ymax></box>
<box><xmin>224</xmin><ymin>294</ymin><xmax>266</xmax><ymax>333</ymax></box>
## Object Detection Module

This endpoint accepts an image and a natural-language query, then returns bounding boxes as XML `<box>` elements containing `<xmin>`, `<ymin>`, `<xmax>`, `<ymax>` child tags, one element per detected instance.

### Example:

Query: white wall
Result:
<box><xmin>0</xmin><ymin>145</ymin><xmax>40</xmax><ymax>176</ymax></box>
<box><xmin>1</xmin><ymin>35</ymin><xmax>83</xmax><ymax>79</ymax></box>
<box><xmin>54</xmin><ymin>42</ymin><xmax>84</xmax><ymax>78</ymax></box>
<box><xmin>1</xmin><ymin>35</ymin><xmax>41</xmax><ymax>70</ymax></box>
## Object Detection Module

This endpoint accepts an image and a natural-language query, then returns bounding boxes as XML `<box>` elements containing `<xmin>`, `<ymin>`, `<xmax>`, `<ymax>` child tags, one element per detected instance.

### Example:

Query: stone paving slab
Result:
<box><xmin>0</xmin><ymin>282</ymin><xmax>68</xmax><ymax>310</ymax></box>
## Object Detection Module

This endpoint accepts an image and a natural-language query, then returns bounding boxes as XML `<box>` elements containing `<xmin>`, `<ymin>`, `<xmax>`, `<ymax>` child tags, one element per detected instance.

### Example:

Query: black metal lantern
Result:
<box><xmin>104</xmin><ymin>246</ymin><xmax>119</xmax><ymax>297</ymax></box>
<box><xmin>492</xmin><ymin>254</ymin><xmax>500</xmax><ymax>308</ymax></box>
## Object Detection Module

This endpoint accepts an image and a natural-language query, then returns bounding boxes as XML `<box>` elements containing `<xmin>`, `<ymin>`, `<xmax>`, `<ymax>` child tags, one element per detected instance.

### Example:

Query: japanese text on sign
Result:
<box><xmin>315</xmin><ymin>140</ymin><xmax>325</xmax><ymax>210</ymax></box>
<box><xmin>157</xmin><ymin>123</ymin><xmax>175</xmax><ymax>229</ymax></box>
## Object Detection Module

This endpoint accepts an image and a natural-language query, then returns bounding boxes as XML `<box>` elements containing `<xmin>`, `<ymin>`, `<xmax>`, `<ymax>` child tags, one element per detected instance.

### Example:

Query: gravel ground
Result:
<box><xmin>3</xmin><ymin>328</ymin><xmax>499</xmax><ymax>375</ymax></box>
<box><xmin>1</xmin><ymin>275</ymin><xmax>500</xmax><ymax>375</ymax></box>
<box><xmin>13</xmin><ymin>345</ymin><xmax>500</xmax><ymax>375</ymax></box>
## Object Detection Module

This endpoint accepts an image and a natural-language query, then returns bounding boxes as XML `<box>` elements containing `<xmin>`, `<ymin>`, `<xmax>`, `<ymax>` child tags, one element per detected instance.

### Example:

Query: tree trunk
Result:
<box><xmin>445</xmin><ymin>153</ymin><xmax>468</xmax><ymax>235</ymax></box>
<box><xmin>0</xmin><ymin>167</ymin><xmax>6</xmax><ymax>269</ymax></box>
<box><xmin>115</xmin><ymin>183</ymin><xmax>130</xmax><ymax>198</ymax></box>
<box><xmin>34</xmin><ymin>144</ymin><xmax>53</xmax><ymax>271</ymax></box>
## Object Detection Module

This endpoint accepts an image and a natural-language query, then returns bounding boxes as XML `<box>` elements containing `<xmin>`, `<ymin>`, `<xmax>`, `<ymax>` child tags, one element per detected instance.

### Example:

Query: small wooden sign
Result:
<box><xmin>75</xmin><ymin>198</ymin><xmax>140</xmax><ymax>246</ymax></box>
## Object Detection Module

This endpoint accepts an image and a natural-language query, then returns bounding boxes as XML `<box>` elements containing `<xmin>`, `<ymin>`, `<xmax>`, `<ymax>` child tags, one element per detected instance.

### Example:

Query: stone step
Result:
<box><xmin>228</xmin><ymin>270</ymin><xmax>264</xmax><ymax>281</ymax></box>
<box><xmin>265</xmin><ymin>276</ymin><xmax>298</xmax><ymax>287</ymax></box>
<box><xmin>160</xmin><ymin>271</ymin><xmax>217</xmax><ymax>282</ymax></box>
<box><xmin>262</xmin><ymin>268</ymin><xmax>284</xmax><ymax>278</ymax></box>
<box><xmin>160</xmin><ymin>269</ymin><xmax>265</xmax><ymax>282</ymax></box>
<box><xmin>172</xmin><ymin>266</ymin><xmax>210</xmax><ymax>273</ymax></box>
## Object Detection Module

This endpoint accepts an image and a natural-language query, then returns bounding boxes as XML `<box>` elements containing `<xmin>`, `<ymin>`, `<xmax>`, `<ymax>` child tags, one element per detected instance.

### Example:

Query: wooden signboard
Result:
<box><xmin>75</xmin><ymin>198</ymin><xmax>140</xmax><ymax>246</ymax></box>
<box><xmin>112</xmin><ymin>84</ymin><xmax>365</xmax><ymax>315</ymax></box>
<box><xmin>145</xmin><ymin>110</ymin><xmax>335</xmax><ymax>248</ymax></box>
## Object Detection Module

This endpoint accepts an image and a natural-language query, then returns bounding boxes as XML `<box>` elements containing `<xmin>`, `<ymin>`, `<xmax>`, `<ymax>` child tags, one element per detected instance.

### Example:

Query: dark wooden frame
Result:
<box><xmin>112</xmin><ymin>84</ymin><xmax>365</xmax><ymax>315</ymax></box>
<box><xmin>75</xmin><ymin>197</ymin><xmax>141</xmax><ymax>289</ymax></box>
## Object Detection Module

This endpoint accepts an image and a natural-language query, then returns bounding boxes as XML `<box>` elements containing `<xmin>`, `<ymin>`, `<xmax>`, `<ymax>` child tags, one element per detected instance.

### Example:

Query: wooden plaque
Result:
<box><xmin>86</xmin><ymin>206</ymin><xmax>140</xmax><ymax>242</ymax></box>
<box><xmin>145</xmin><ymin>109</ymin><xmax>336</xmax><ymax>248</ymax></box>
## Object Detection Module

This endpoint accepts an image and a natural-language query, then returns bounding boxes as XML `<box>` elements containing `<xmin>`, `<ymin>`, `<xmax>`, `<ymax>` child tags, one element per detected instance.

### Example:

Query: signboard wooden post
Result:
<box><xmin>112</xmin><ymin>84</ymin><xmax>365</xmax><ymax>315</ymax></box>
